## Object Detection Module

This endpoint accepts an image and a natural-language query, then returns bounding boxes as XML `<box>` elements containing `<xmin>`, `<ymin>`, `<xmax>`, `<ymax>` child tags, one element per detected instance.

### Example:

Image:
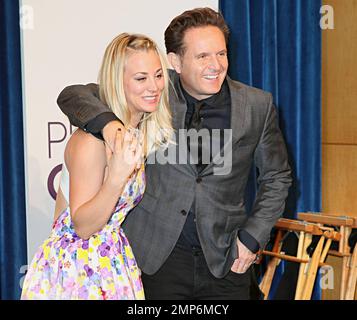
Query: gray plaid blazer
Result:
<box><xmin>57</xmin><ymin>71</ymin><xmax>292</xmax><ymax>278</ymax></box>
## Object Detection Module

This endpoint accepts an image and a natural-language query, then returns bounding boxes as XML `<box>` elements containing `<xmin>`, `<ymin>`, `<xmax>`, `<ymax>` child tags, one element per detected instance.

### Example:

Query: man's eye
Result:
<box><xmin>198</xmin><ymin>54</ymin><xmax>207</xmax><ymax>59</ymax></box>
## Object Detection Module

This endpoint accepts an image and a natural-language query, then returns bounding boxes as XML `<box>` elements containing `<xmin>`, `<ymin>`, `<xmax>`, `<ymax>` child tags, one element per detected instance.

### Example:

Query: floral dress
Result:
<box><xmin>21</xmin><ymin>164</ymin><xmax>146</xmax><ymax>300</ymax></box>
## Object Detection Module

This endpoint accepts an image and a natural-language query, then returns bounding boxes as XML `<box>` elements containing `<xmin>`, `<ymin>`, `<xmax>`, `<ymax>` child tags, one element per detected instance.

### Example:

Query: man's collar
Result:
<box><xmin>179</xmin><ymin>78</ymin><xmax>229</xmax><ymax>108</ymax></box>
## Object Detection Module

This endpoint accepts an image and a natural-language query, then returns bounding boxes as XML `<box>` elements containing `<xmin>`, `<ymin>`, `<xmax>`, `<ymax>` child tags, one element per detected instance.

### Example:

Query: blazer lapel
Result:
<box><xmin>228</xmin><ymin>77</ymin><xmax>247</xmax><ymax>145</ymax></box>
<box><xmin>201</xmin><ymin>76</ymin><xmax>247</xmax><ymax>176</ymax></box>
<box><xmin>169</xmin><ymin>71</ymin><xmax>197</xmax><ymax>175</ymax></box>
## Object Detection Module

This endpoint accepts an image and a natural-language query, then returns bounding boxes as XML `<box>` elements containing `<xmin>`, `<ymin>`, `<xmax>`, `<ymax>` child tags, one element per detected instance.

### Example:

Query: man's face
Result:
<box><xmin>173</xmin><ymin>26</ymin><xmax>228</xmax><ymax>100</ymax></box>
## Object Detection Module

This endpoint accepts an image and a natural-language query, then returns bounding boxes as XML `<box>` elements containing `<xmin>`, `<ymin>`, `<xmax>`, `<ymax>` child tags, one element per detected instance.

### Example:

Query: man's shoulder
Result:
<box><xmin>227</xmin><ymin>77</ymin><xmax>272</xmax><ymax>107</ymax></box>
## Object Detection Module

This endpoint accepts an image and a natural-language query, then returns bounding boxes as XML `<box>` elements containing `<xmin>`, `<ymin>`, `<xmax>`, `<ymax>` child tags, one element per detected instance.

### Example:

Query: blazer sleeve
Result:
<box><xmin>242</xmin><ymin>94</ymin><xmax>292</xmax><ymax>249</ymax></box>
<box><xmin>56</xmin><ymin>83</ymin><xmax>118</xmax><ymax>131</ymax></box>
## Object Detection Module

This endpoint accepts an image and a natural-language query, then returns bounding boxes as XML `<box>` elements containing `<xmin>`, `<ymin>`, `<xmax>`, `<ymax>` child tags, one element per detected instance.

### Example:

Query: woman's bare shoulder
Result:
<box><xmin>64</xmin><ymin>129</ymin><xmax>106</xmax><ymax>169</ymax></box>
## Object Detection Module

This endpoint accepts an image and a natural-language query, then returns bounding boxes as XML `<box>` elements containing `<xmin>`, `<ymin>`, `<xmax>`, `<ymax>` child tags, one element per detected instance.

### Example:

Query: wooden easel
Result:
<box><xmin>297</xmin><ymin>226</ymin><xmax>338</xmax><ymax>300</ymax></box>
<box><xmin>259</xmin><ymin>218</ymin><xmax>340</xmax><ymax>300</ymax></box>
<box><xmin>298</xmin><ymin>212</ymin><xmax>355</xmax><ymax>299</ymax></box>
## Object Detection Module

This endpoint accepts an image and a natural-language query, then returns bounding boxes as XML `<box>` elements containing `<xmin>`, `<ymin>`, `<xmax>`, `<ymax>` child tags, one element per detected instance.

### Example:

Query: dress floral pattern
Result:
<box><xmin>21</xmin><ymin>165</ymin><xmax>146</xmax><ymax>300</ymax></box>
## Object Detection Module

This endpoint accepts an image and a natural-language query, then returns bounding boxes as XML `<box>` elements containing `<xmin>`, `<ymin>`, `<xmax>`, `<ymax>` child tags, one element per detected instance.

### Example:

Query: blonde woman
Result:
<box><xmin>21</xmin><ymin>33</ymin><xmax>173</xmax><ymax>300</ymax></box>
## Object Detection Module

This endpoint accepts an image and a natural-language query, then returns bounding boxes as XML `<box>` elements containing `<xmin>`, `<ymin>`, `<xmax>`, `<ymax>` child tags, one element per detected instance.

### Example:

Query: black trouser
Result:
<box><xmin>141</xmin><ymin>243</ymin><xmax>263</xmax><ymax>300</ymax></box>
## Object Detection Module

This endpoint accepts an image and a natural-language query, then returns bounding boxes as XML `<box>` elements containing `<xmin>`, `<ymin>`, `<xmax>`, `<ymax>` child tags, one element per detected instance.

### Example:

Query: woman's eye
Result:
<box><xmin>156</xmin><ymin>74</ymin><xmax>163</xmax><ymax>79</ymax></box>
<box><xmin>135</xmin><ymin>77</ymin><xmax>146</xmax><ymax>82</ymax></box>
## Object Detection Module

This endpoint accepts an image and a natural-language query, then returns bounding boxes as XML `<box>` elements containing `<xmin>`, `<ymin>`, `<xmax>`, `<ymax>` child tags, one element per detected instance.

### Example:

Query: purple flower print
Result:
<box><xmin>133</xmin><ymin>194</ymin><xmax>143</xmax><ymax>206</ymax></box>
<box><xmin>100</xmin><ymin>267</ymin><xmax>111</xmax><ymax>278</ymax></box>
<box><xmin>90</xmin><ymin>273</ymin><xmax>101</xmax><ymax>286</ymax></box>
<box><xmin>98</xmin><ymin>243</ymin><xmax>111</xmax><ymax>257</ymax></box>
<box><xmin>63</xmin><ymin>277</ymin><xmax>75</xmax><ymax>289</ymax></box>
<box><xmin>33</xmin><ymin>283</ymin><xmax>41</xmax><ymax>294</ymax></box>
<box><xmin>84</xmin><ymin>265</ymin><xmax>94</xmax><ymax>277</ymax></box>
<box><xmin>115</xmin><ymin>241</ymin><xmax>123</xmax><ymax>252</ymax></box>
<box><xmin>109</xmin><ymin>235</ymin><xmax>116</xmax><ymax>245</ymax></box>
<box><xmin>128</xmin><ymin>184</ymin><xmax>134</xmax><ymax>196</ymax></box>
<box><xmin>82</xmin><ymin>240</ymin><xmax>89</xmax><ymax>250</ymax></box>
<box><xmin>78</xmin><ymin>286</ymin><xmax>88</xmax><ymax>299</ymax></box>
<box><xmin>60</xmin><ymin>237</ymin><xmax>70</xmax><ymax>249</ymax></box>
<box><xmin>72</xmin><ymin>233</ymin><xmax>80</xmax><ymax>241</ymax></box>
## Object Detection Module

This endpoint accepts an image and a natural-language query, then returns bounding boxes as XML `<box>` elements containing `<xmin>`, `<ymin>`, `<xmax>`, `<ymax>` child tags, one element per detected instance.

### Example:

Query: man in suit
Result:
<box><xmin>57</xmin><ymin>7</ymin><xmax>292</xmax><ymax>299</ymax></box>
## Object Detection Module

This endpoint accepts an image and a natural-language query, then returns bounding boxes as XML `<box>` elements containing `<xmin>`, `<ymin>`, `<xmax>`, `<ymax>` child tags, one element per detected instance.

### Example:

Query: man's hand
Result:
<box><xmin>102</xmin><ymin>120</ymin><xmax>125</xmax><ymax>152</ymax></box>
<box><xmin>231</xmin><ymin>238</ymin><xmax>257</xmax><ymax>274</ymax></box>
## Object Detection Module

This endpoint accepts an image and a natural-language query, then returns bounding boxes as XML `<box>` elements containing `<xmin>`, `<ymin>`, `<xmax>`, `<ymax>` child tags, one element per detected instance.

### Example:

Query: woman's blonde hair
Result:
<box><xmin>98</xmin><ymin>33</ymin><xmax>174</xmax><ymax>157</ymax></box>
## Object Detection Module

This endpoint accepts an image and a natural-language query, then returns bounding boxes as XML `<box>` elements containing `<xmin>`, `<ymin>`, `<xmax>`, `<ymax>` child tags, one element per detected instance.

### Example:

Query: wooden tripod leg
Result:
<box><xmin>295</xmin><ymin>233</ymin><xmax>312</xmax><ymax>300</ymax></box>
<box><xmin>260</xmin><ymin>242</ymin><xmax>283</xmax><ymax>300</ymax></box>
<box><xmin>296</xmin><ymin>231</ymin><xmax>305</xmax><ymax>261</ymax></box>
<box><xmin>320</xmin><ymin>238</ymin><xmax>332</xmax><ymax>263</ymax></box>
<box><xmin>340</xmin><ymin>227</ymin><xmax>351</xmax><ymax>299</ymax></box>
<box><xmin>339</xmin><ymin>226</ymin><xmax>345</xmax><ymax>253</ymax></box>
<box><xmin>259</xmin><ymin>230</ymin><xmax>284</xmax><ymax>299</ymax></box>
<box><xmin>301</xmin><ymin>236</ymin><xmax>326</xmax><ymax>300</ymax></box>
<box><xmin>345</xmin><ymin>245</ymin><xmax>357</xmax><ymax>300</ymax></box>
<box><xmin>341</xmin><ymin>256</ymin><xmax>350</xmax><ymax>300</ymax></box>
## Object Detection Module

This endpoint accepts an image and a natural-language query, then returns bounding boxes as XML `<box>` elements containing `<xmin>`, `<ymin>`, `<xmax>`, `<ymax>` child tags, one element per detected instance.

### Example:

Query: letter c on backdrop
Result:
<box><xmin>47</xmin><ymin>164</ymin><xmax>63</xmax><ymax>200</ymax></box>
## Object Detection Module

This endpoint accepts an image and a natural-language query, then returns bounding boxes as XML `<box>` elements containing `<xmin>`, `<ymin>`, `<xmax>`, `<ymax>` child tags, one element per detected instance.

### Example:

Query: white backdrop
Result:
<box><xmin>21</xmin><ymin>0</ymin><xmax>219</xmax><ymax>261</ymax></box>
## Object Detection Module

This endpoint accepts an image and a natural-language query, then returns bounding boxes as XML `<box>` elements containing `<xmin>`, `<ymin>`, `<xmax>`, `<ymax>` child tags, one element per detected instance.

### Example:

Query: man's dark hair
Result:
<box><xmin>164</xmin><ymin>7</ymin><xmax>230</xmax><ymax>55</ymax></box>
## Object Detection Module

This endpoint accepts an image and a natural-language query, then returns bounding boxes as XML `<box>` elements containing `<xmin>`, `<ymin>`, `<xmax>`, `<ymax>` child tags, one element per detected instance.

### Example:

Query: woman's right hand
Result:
<box><xmin>104</xmin><ymin>128</ymin><xmax>143</xmax><ymax>188</ymax></box>
<box><xmin>102</xmin><ymin>120</ymin><xmax>125</xmax><ymax>152</ymax></box>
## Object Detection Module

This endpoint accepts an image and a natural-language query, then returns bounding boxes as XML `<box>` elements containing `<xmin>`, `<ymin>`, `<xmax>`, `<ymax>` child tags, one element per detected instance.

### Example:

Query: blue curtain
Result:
<box><xmin>0</xmin><ymin>0</ymin><xmax>28</xmax><ymax>300</ymax></box>
<box><xmin>220</xmin><ymin>0</ymin><xmax>321</xmax><ymax>299</ymax></box>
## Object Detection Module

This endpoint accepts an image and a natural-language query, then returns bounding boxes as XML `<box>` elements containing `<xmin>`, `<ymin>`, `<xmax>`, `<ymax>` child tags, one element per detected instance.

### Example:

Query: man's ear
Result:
<box><xmin>167</xmin><ymin>52</ymin><xmax>182</xmax><ymax>74</ymax></box>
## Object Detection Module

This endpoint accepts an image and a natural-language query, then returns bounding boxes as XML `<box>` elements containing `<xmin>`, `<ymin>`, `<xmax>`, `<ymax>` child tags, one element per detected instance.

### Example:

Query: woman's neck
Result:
<box><xmin>129</xmin><ymin>112</ymin><xmax>144</xmax><ymax>128</ymax></box>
